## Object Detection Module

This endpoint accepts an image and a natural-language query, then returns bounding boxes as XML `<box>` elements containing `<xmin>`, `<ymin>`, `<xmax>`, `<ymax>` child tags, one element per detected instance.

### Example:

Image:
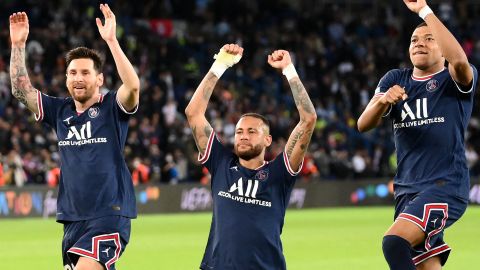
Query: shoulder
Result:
<box><xmin>40</xmin><ymin>92</ymin><xmax>72</xmax><ymax>109</ymax></box>
<box><xmin>375</xmin><ymin>68</ymin><xmax>411</xmax><ymax>94</ymax></box>
<box><xmin>270</xmin><ymin>151</ymin><xmax>302</xmax><ymax>177</ymax></box>
<box><xmin>381</xmin><ymin>68</ymin><xmax>411</xmax><ymax>81</ymax></box>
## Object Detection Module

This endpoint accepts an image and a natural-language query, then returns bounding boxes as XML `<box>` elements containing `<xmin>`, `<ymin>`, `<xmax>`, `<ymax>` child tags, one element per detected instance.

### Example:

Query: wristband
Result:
<box><xmin>419</xmin><ymin>5</ymin><xmax>433</xmax><ymax>20</ymax></box>
<box><xmin>209</xmin><ymin>49</ymin><xmax>242</xmax><ymax>78</ymax></box>
<box><xmin>210</xmin><ymin>61</ymin><xmax>228</xmax><ymax>78</ymax></box>
<box><xmin>282</xmin><ymin>63</ymin><xmax>298</xmax><ymax>81</ymax></box>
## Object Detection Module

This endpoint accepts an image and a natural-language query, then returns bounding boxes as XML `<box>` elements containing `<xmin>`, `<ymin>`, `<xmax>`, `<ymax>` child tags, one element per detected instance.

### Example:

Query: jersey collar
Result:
<box><xmin>411</xmin><ymin>67</ymin><xmax>446</xmax><ymax>81</ymax></box>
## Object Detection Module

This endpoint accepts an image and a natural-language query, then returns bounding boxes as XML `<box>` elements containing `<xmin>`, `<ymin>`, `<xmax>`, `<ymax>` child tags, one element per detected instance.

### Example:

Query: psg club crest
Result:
<box><xmin>426</xmin><ymin>79</ymin><xmax>439</xmax><ymax>92</ymax></box>
<box><xmin>88</xmin><ymin>107</ymin><xmax>100</xmax><ymax>119</ymax></box>
<box><xmin>255</xmin><ymin>170</ymin><xmax>269</xmax><ymax>181</ymax></box>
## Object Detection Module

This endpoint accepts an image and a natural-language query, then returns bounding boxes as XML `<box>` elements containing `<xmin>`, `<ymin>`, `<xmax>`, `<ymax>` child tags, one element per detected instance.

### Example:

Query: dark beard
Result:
<box><xmin>70</xmin><ymin>87</ymin><xmax>94</xmax><ymax>104</ymax></box>
<box><xmin>73</xmin><ymin>94</ymin><xmax>91</xmax><ymax>103</ymax></box>
<box><xmin>235</xmin><ymin>144</ymin><xmax>263</xmax><ymax>161</ymax></box>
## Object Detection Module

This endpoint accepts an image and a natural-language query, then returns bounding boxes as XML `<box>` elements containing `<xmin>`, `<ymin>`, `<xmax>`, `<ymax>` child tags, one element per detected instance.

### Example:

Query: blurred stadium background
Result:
<box><xmin>1</xmin><ymin>0</ymin><xmax>480</xmax><ymax>269</ymax></box>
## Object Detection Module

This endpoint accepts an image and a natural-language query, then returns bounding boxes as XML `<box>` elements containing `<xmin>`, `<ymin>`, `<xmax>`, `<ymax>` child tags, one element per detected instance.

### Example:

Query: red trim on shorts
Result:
<box><xmin>68</xmin><ymin>233</ymin><xmax>121</xmax><ymax>270</ymax></box>
<box><xmin>397</xmin><ymin>203</ymin><xmax>448</xmax><ymax>250</ymax></box>
<box><xmin>412</xmin><ymin>244</ymin><xmax>450</xmax><ymax>265</ymax></box>
<box><xmin>397</xmin><ymin>203</ymin><xmax>448</xmax><ymax>230</ymax></box>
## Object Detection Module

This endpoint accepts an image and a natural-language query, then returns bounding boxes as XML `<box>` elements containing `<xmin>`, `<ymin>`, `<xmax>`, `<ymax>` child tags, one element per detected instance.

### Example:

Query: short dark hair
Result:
<box><xmin>415</xmin><ymin>22</ymin><xmax>428</xmax><ymax>29</ymax></box>
<box><xmin>240</xmin><ymin>113</ymin><xmax>270</xmax><ymax>133</ymax></box>
<box><xmin>65</xmin><ymin>47</ymin><xmax>103</xmax><ymax>73</ymax></box>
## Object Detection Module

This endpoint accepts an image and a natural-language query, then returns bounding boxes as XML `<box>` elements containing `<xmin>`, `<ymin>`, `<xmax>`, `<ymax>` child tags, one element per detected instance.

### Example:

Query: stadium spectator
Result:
<box><xmin>47</xmin><ymin>166</ymin><xmax>60</xmax><ymax>187</ymax></box>
<box><xmin>1</xmin><ymin>1</ymin><xmax>480</xmax><ymax>184</ymax></box>
<box><xmin>0</xmin><ymin>154</ymin><xmax>4</xmax><ymax>186</ymax></box>
<box><xmin>132</xmin><ymin>157</ymin><xmax>150</xmax><ymax>185</ymax></box>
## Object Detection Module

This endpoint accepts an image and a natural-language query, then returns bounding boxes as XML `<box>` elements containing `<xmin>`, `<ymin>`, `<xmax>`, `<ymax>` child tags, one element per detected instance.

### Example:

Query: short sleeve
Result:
<box><xmin>35</xmin><ymin>91</ymin><xmax>63</xmax><ymax>129</ymax></box>
<box><xmin>452</xmin><ymin>64</ymin><xmax>478</xmax><ymax>94</ymax></box>
<box><xmin>198</xmin><ymin>131</ymin><xmax>232</xmax><ymax>175</ymax></box>
<box><xmin>373</xmin><ymin>70</ymin><xmax>400</xmax><ymax>117</ymax></box>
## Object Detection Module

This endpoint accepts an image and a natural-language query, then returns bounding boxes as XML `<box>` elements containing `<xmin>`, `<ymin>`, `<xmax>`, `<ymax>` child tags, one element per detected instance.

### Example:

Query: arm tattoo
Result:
<box><xmin>202</xmin><ymin>73</ymin><xmax>217</xmax><ymax>101</ymax></box>
<box><xmin>286</xmin><ymin>129</ymin><xmax>305</xmax><ymax>157</ymax></box>
<box><xmin>289</xmin><ymin>78</ymin><xmax>315</xmax><ymax>114</ymax></box>
<box><xmin>192</xmin><ymin>126</ymin><xmax>201</xmax><ymax>152</ymax></box>
<box><xmin>192</xmin><ymin>125</ymin><xmax>213</xmax><ymax>153</ymax></box>
<box><xmin>10</xmin><ymin>47</ymin><xmax>35</xmax><ymax>106</ymax></box>
<box><xmin>204</xmin><ymin>125</ymin><xmax>213</xmax><ymax>137</ymax></box>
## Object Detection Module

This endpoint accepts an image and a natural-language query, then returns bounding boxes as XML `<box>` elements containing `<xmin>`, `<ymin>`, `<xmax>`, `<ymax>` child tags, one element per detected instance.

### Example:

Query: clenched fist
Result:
<box><xmin>379</xmin><ymin>85</ymin><xmax>408</xmax><ymax>105</ymax></box>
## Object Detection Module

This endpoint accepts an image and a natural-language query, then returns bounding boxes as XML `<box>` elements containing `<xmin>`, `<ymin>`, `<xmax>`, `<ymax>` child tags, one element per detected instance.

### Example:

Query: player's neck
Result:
<box><xmin>412</xmin><ymin>64</ymin><xmax>445</xmax><ymax>78</ymax></box>
<box><xmin>238</xmin><ymin>156</ymin><xmax>266</xmax><ymax>170</ymax></box>
<box><xmin>74</xmin><ymin>93</ymin><xmax>101</xmax><ymax>112</ymax></box>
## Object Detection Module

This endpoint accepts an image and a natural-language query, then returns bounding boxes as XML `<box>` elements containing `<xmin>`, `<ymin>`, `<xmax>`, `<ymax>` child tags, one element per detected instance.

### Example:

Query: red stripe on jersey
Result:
<box><xmin>35</xmin><ymin>90</ymin><xmax>44</xmax><ymax>121</ymax></box>
<box><xmin>283</xmin><ymin>151</ymin><xmax>303</xmax><ymax>176</ymax></box>
<box><xmin>411</xmin><ymin>68</ymin><xmax>446</xmax><ymax>81</ymax></box>
<box><xmin>198</xmin><ymin>131</ymin><xmax>215</xmax><ymax>164</ymax></box>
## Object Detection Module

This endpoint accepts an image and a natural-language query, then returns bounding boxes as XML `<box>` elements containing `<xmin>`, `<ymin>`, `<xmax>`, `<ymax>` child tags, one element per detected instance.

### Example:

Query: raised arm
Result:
<box><xmin>96</xmin><ymin>4</ymin><xmax>140</xmax><ymax>111</ymax></box>
<box><xmin>404</xmin><ymin>0</ymin><xmax>472</xmax><ymax>86</ymax></box>
<box><xmin>9</xmin><ymin>12</ymin><xmax>39</xmax><ymax>115</ymax></box>
<box><xmin>185</xmin><ymin>44</ymin><xmax>243</xmax><ymax>155</ymax></box>
<box><xmin>268</xmin><ymin>50</ymin><xmax>316</xmax><ymax>171</ymax></box>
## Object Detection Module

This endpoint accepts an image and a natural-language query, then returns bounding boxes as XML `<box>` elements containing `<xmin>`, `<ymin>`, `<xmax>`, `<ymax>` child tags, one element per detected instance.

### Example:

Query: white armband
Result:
<box><xmin>419</xmin><ymin>5</ymin><xmax>433</xmax><ymax>20</ymax></box>
<box><xmin>209</xmin><ymin>49</ymin><xmax>242</xmax><ymax>78</ymax></box>
<box><xmin>282</xmin><ymin>63</ymin><xmax>298</xmax><ymax>81</ymax></box>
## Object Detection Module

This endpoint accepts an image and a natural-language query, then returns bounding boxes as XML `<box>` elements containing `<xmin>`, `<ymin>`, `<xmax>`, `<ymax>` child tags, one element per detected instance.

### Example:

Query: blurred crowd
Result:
<box><xmin>1</xmin><ymin>0</ymin><xmax>480</xmax><ymax>186</ymax></box>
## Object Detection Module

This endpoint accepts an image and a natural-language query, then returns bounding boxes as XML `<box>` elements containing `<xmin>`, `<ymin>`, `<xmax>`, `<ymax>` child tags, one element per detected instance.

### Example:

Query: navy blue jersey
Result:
<box><xmin>36</xmin><ymin>91</ymin><xmax>137</xmax><ymax>222</ymax></box>
<box><xmin>375</xmin><ymin>66</ymin><xmax>478</xmax><ymax>200</ymax></box>
<box><xmin>199</xmin><ymin>131</ymin><xmax>301</xmax><ymax>270</ymax></box>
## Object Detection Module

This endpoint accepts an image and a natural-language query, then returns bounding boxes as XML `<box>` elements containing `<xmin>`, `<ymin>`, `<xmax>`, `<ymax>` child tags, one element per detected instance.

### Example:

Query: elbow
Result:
<box><xmin>357</xmin><ymin>117</ymin><xmax>368</xmax><ymax>133</ymax></box>
<box><xmin>131</xmin><ymin>81</ymin><xmax>141</xmax><ymax>94</ymax></box>
<box><xmin>357</xmin><ymin>119</ymin><xmax>374</xmax><ymax>133</ymax></box>
<box><xmin>302</xmin><ymin>113</ymin><xmax>317</xmax><ymax>129</ymax></box>
<box><xmin>357</xmin><ymin>123</ymin><xmax>367</xmax><ymax>133</ymax></box>
<box><xmin>184</xmin><ymin>106</ymin><xmax>195</xmax><ymax>120</ymax></box>
<box><xmin>450</xmin><ymin>57</ymin><xmax>470</xmax><ymax>71</ymax></box>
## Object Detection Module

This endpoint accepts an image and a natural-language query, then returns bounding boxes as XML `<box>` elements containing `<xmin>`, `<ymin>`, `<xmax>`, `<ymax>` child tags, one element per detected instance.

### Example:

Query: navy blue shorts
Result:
<box><xmin>62</xmin><ymin>216</ymin><xmax>131</xmax><ymax>270</ymax></box>
<box><xmin>394</xmin><ymin>186</ymin><xmax>467</xmax><ymax>266</ymax></box>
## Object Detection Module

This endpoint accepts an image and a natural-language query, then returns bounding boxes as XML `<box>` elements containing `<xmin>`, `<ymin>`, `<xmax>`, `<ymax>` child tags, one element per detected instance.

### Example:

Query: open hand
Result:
<box><xmin>9</xmin><ymin>12</ymin><xmax>29</xmax><ymax>47</ymax></box>
<box><xmin>96</xmin><ymin>4</ymin><xmax>117</xmax><ymax>42</ymax></box>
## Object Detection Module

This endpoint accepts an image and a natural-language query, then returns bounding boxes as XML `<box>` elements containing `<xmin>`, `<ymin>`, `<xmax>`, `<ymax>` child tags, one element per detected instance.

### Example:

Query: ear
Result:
<box><xmin>264</xmin><ymin>134</ymin><xmax>272</xmax><ymax>148</ymax></box>
<box><xmin>97</xmin><ymin>72</ymin><xmax>104</xmax><ymax>87</ymax></box>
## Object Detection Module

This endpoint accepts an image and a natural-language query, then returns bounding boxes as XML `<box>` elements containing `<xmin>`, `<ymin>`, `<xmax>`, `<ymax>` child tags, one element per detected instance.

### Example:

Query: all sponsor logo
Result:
<box><xmin>401</xmin><ymin>98</ymin><xmax>428</xmax><ymax>121</ymax></box>
<box><xmin>394</xmin><ymin>98</ymin><xmax>445</xmax><ymax>129</ymax></box>
<box><xmin>66</xmin><ymin>121</ymin><xmax>92</xmax><ymax>140</ymax></box>
<box><xmin>59</xmin><ymin>121</ymin><xmax>107</xmax><ymax>146</ymax></box>
<box><xmin>218</xmin><ymin>177</ymin><xmax>272</xmax><ymax>207</ymax></box>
